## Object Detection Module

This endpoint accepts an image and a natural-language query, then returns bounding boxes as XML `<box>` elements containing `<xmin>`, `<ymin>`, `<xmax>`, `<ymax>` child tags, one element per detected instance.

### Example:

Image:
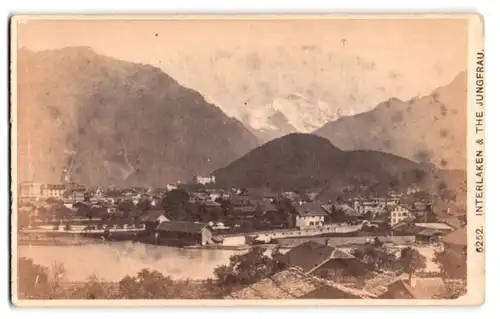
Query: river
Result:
<box><xmin>18</xmin><ymin>242</ymin><xmax>241</xmax><ymax>282</ymax></box>
<box><xmin>17</xmin><ymin>242</ymin><xmax>440</xmax><ymax>282</ymax></box>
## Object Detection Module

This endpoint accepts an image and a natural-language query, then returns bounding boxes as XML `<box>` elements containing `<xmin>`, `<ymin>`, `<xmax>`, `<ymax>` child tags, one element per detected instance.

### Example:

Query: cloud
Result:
<box><xmin>301</xmin><ymin>45</ymin><xmax>319</xmax><ymax>52</ymax></box>
<box><xmin>242</xmin><ymin>52</ymin><xmax>263</xmax><ymax>71</ymax></box>
<box><xmin>388</xmin><ymin>70</ymin><xmax>402</xmax><ymax>80</ymax></box>
<box><xmin>258</xmin><ymin>81</ymin><xmax>274</xmax><ymax>102</ymax></box>
<box><xmin>355</xmin><ymin>56</ymin><xmax>376</xmax><ymax>70</ymax></box>
<box><xmin>212</xmin><ymin>50</ymin><xmax>232</xmax><ymax>62</ymax></box>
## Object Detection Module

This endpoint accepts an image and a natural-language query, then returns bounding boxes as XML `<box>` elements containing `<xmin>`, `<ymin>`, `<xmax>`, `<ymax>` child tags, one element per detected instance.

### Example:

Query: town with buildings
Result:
<box><xmin>16</xmin><ymin>172</ymin><xmax>467</xmax><ymax>300</ymax></box>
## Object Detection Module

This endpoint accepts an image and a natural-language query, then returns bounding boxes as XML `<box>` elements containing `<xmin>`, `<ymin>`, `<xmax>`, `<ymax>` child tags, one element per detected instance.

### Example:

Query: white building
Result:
<box><xmin>166</xmin><ymin>184</ymin><xmax>178</xmax><ymax>191</ymax></box>
<box><xmin>352</xmin><ymin>198</ymin><xmax>387</xmax><ymax>216</ymax></box>
<box><xmin>19</xmin><ymin>182</ymin><xmax>43</xmax><ymax>200</ymax></box>
<box><xmin>193</xmin><ymin>175</ymin><xmax>216</xmax><ymax>185</ymax></box>
<box><xmin>406</xmin><ymin>186</ymin><xmax>422</xmax><ymax>195</ymax></box>
<box><xmin>41</xmin><ymin>184</ymin><xmax>66</xmax><ymax>199</ymax></box>
<box><xmin>388</xmin><ymin>205</ymin><xmax>412</xmax><ymax>226</ymax></box>
<box><xmin>95</xmin><ymin>187</ymin><xmax>104</xmax><ymax>198</ymax></box>
<box><xmin>292</xmin><ymin>202</ymin><xmax>329</xmax><ymax>229</ymax></box>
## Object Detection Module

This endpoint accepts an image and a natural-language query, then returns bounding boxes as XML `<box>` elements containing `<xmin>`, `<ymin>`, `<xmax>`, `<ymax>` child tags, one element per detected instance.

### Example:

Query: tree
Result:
<box><xmin>84</xmin><ymin>191</ymin><xmax>92</xmax><ymax>202</ymax></box>
<box><xmin>457</xmin><ymin>215</ymin><xmax>467</xmax><ymax>226</ymax></box>
<box><xmin>17</xmin><ymin>257</ymin><xmax>50</xmax><ymax>299</ymax></box>
<box><xmin>239</xmin><ymin>220</ymin><xmax>255</xmax><ymax>232</ymax></box>
<box><xmin>260</xmin><ymin>210</ymin><xmax>285</xmax><ymax>228</ymax></box>
<box><xmin>76</xmin><ymin>204</ymin><xmax>92</xmax><ymax>219</ymax></box>
<box><xmin>425</xmin><ymin>204</ymin><xmax>438</xmax><ymax>223</ymax></box>
<box><xmin>80</xmin><ymin>274</ymin><xmax>108</xmax><ymax>299</ymax></box>
<box><xmin>275</xmin><ymin>198</ymin><xmax>295</xmax><ymax>228</ymax></box>
<box><xmin>118</xmin><ymin>200</ymin><xmax>136</xmax><ymax>213</ymax></box>
<box><xmin>353</xmin><ymin>244</ymin><xmax>397</xmax><ymax>271</ymax></box>
<box><xmin>136</xmin><ymin>198</ymin><xmax>151</xmax><ymax>212</ymax></box>
<box><xmin>196</xmin><ymin>203</ymin><xmax>225</xmax><ymax>223</ymax></box>
<box><xmin>49</xmin><ymin>261</ymin><xmax>66</xmax><ymax>291</ymax></box>
<box><xmin>329</xmin><ymin>205</ymin><xmax>349</xmax><ymax>223</ymax></box>
<box><xmin>73</xmin><ymin>202</ymin><xmax>88</xmax><ymax>210</ymax></box>
<box><xmin>395</xmin><ymin>247</ymin><xmax>427</xmax><ymax>281</ymax></box>
<box><xmin>213</xmin><ymin>265</ymin><xmax>237</xmax><ymax>286</ymax></box>
<box><xmin>433</xmin><ymin>249</ymin><xmax>466</xmax><ymax>279</ymax></box>
<box><xmin>373</xmin><ymin>237</ymin><xmax>383</xmax><ymax>248</ymax></box>
<box><xmin>18</xmin><ymin>209</ymin><xmax>31</xmax><ymax>229</ymax></box>
<box><xmin>215</xmin><ymin>198</ymin><xmax>234</xmax><ymax>219</ymax></box>
<box><xmin>161</xmin><ymin>189</ymin><xmax>196</xmax><ymax>221</ymax></box>
<box><xmin>118</xmin><ymin>269</ymin><xmax>174</xmax><ymax>299</ymax></box>
<box><xmin>53</xmin><ymin>204</ymin><xmax>75</xmax><ymax>220</ymax></box>
<box><xmin>213</xmin><ymin>247</ymin><xmax>287</xmax><ymax>287</ymax></box>
<box><xmin>90</xmin><ymin>206</ymin><xmax>105</xmax><ymax>220</ymax></box>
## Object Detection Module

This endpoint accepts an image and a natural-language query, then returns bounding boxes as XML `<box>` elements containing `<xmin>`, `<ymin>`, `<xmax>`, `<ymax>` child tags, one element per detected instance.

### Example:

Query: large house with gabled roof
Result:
<box><xmin>291</xmin><ymin>202</ymin><xmax>329</xmax><ymax>229</ymax></box>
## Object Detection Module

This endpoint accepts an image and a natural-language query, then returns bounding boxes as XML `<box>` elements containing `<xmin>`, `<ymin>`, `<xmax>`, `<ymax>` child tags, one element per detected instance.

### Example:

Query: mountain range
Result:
<box><xmin>313</xmin><ymin>72</ymin><xmax>467</xmax><ymax>170</ymax></box>
<box><xmin>17</xmin><ymin>47</ymin><xmax>259</xmax><ymax>187</ymax></box>
<box><xmin>16</xmin><ymin>46</ymin><xmax>466</xmax><ymax>190</ymax></box>
<box><xmin>213</xmin><ymin>133</ymin><xmax>465</xmax><ymax>196</ymax></box>
<box><xmin>224</xmin><ymin>71</ymin><xmax>466</xmax><ymax>170</ymax></box>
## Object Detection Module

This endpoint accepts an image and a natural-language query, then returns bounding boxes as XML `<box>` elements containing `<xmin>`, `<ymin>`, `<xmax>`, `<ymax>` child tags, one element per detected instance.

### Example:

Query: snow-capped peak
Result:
<box><xmin>202</xmin><ymin>90</ymin><xmax>355</xmax><ymax>141</ymax></box>
<box><xmin>263</xmin><ymin>93</ymin><xmax>338</xmax><ymax>133</ymax></box>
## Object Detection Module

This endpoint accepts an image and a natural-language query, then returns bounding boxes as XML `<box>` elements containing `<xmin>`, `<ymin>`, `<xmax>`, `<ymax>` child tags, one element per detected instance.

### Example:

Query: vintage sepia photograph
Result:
<box><xmin>9</xmin><ymin>14</ymin><xmax>485</xmax><ymax>306</ymax></box>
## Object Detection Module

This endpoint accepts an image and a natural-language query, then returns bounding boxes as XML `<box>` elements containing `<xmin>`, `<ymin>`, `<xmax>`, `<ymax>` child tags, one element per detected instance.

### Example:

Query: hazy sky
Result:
<box><xmin>17</xmin><ymin>17</ymin><xmax>468</xmax><ymax>118</ymax></box>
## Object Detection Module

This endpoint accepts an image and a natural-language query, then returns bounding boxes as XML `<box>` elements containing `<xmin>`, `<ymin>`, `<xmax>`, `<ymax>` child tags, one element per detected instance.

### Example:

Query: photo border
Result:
<box><xmin>9</xmin><ymin>13</ymin><xmax>485</xmax><ymax>306</ymax></box>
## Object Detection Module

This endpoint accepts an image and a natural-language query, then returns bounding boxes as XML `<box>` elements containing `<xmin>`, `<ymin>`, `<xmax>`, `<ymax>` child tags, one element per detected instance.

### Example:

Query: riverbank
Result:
<box><xmin>17</xmin><ymin>242</ymin><xmax>241</xmax><ymax>282</ymax></box>
<box><xmin>17</xmin><ymin>276</ymin><xmax>225</xmax><ymax>300</ymax></box>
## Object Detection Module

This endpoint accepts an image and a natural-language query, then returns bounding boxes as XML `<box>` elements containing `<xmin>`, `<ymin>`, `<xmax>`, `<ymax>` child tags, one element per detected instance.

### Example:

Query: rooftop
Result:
<box><xmin>386</xmin><ymin>204</ymin><xmax>408</xmax><ymax>211</ymax></box>
<box><xmin>200</xmin><ymin>200</ymin><xmax>222</xmax><ymax>207</ymax></box>
<box><xmin>43</xmin><ymin>184</ymin><xmax>66</xmax><ymax>190</ymax></box>
<box><xmin>155</xmin><ymin>221</ymin><xmax>209</xmax><ymax>234</ymax></box>
<box><xmin>379</xmin><ymin>277</ymin><xmax>446</xmax><ymax>299</ymax></box>
<box><xmin>138</xmin><ymin>210</ymin><xmax>167</xmax><ymax>222</ymax></box>
<box><xmin>230</xmin><ymin>195</ymin><xmax>256</xmax><ymax>206</ymax></box>
<box><xmin>416</xmin><ymin>228</ymin><xmax>445</xmax><ymax>237</ymax></box>
<box><xmin>414</xmin><ymin>223</ymin><xmax>454</xmax><ymax>231</ymax></box>
<box><xmin>292</xmin><ymin>202</ymin><xmax>329</xmax><ymax>217</ymax></box>
<box><xmin>298</xmin><ymin>285</ymin><xmax>363</xmax><ymax>299</ymax></box>
<box><xmin>281</xmin><ymin>241</ymin><xmax>357</xmax><ymax>274</ymax></box>
<box><xmin>332</xmin><ymin>204</ymin><xmax>361</xmax><ymax>216</ymax></box>
<box><xmin>442</xmin><ymin>227</ymin><xmax>467</xmax><ymax>247</ymax></box>
<box><xmin>234</xmin><ymin>205</ymin><xmax>258</xmax><ymax>214</ymax></box>
<box><xmin>438</xmin><ymin>216</ymin><xmax>462</xmax><ymax>229</ymax></box>
<box><xmin>260</xmin><ymin>202</ymin><xmax>278</xmax><ymax>213</ymax></box>
<box><xmin>224</xmin><ymin>267</ymin><xmax>374</xmax><ymax>300</ymax></box>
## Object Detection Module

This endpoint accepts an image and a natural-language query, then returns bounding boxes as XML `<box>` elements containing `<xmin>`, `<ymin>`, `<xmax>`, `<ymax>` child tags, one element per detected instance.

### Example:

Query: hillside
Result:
<box><xmin>314</xmin><ymin>72</ymin><xmax>467</xmax><ymax>169</ymax></box>
<box><xmin>16</xmin><ymin>47</ymin><xmax>259</xmax><ymax>187</ymax></box>
<box><xmin>213</xmin><ymin>133</ymin><xmax>465</xmax><ymax>195</ymax></box>
<box><xmin>214</xmin><ymin>133</ymin><xmax>343</xmax><ymax>189</ymax></box>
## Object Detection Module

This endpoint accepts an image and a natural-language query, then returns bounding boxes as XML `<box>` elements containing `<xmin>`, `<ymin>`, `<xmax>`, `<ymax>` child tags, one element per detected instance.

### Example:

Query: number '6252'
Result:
<box><xmin>475</xmin><ymin>228</ymin><xmax>484</xmax><ymax>253</ymax></box>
